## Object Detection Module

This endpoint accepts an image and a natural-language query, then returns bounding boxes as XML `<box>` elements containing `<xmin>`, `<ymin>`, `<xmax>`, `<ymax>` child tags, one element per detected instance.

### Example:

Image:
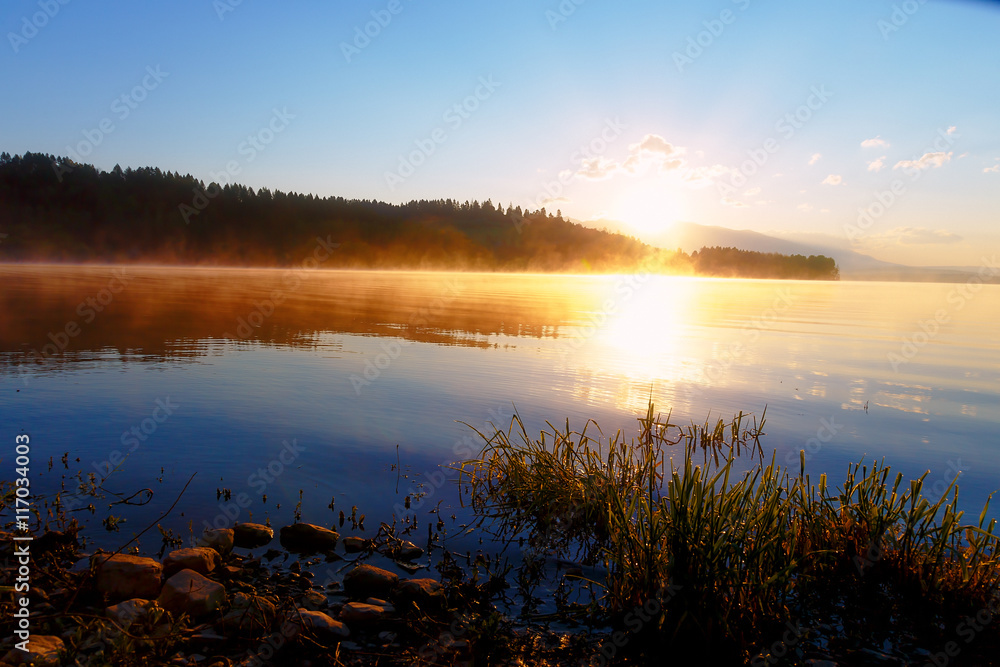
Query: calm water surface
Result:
<box><xmin>1</xmin><ymin>265</ymin><xmax>998</xmax><ymax>549</ymax></box>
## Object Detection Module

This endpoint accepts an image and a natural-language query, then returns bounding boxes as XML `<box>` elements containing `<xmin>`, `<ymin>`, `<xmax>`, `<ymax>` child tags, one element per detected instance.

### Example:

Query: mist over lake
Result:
<box><xmin>3</xmin><ymin>264</ymin><xmax>997</xmax><ymax>545</ymax></box>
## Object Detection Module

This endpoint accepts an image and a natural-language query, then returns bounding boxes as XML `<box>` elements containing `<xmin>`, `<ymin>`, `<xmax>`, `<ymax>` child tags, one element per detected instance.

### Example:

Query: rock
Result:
<box><xmin>106</xmin><ymin>598</ymin><xmax>158</xmax><ymax>626</ymax></box>
<box><xmin>158</xmin><ymin>569</ymin><xmax>226</xmax><ymax>617</ymax></box>
<box><xmin>378</xmin><ymin>539</ymin><xmax>424</xmax><ymax>560</ymax></box>
<box><xmin>219</xmin><ymin>565</ymin><xmax>242</xmax><ymax>579</ymax></box>
<box><xmin>363</xmin><ymin>597</ymin><xmax>395</xmax><ymax>613</ymax></box>
<box><xmin>233</xmin><ymin>522</ymin><xmax>274</xmax><ymax>549</ymax></box>
<box><xmin>339</xmin><ymin>601</ymin><xmax>389</xmax><ymax>625</ymax></box>
<box><xmin>343</xmin><ymin>564</ymin><xmax>398</xmax><ymax>599</ymax></box>
<box><xmin>341</xmin><ymin>536</ymin><xmax>369</xmax><ymax>553</ymax></box>
<box><xmin>93</xmin><ymin>553</ymin><xmax>163</xmax><ymax>599</ymax></box>
<box><xmin>222</xmin><ymin>595</ymin><xmax>276</xmax><ymax>633</ymax></box>
<box><xmin>33</xmin><ymin>529</ymin><xmax>78</xmax><ymax>555</ymax></box>
<box><xmin>301</xmin><ymin>589</ymin><xmax>328</xmax><ymax>610</ymax></box>
<box><xmin>396</xmin><ymin>578</ymin><xmax>446</xmax><ymax>609</ymax></box>
<box><xmin>2</xmin><ymin>635</ymin><xmax>64</xmax><ymax>666</ymax></box>
<box><xmin>293</xmin><ymin>608</ymin><xmax>350</xmax><ymax>639</ymax></box>
<box><xmin>397</xmin><ymin>541</ymin><xmax>424</xmax><ymax>560</ymax></box>
<box><xmin>279</xmin><ymin>523</ymin><xmax>340</xmax><ymax>553</ymax></box>
<box><xmin>200</xmin><ymin>528</ymin><xmax>234</xmax><ymax>556</ymax></box>
<box><xmin>163</xmin><ymin>547</ymin><xmax>220</xmax><ymax>577</ymax></box>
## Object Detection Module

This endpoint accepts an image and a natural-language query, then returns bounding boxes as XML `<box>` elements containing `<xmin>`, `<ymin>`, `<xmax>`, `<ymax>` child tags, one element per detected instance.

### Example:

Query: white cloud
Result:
<box><xmin>743</xmin><ymin>187</ymin><xmax>761</xmax><ymax>196</ymax></box>
<box><xmin>946</xmin><ymin>126</ymin><xmax>958</xmax><ymax>135</ymax></box>
<box><xmin>867</xmin><ymin>156</ymin><xmax>887</xmax><ymax>172</ymax></box>
<box><xmin>797</xmin><ymin>203</ymin><xmax>814</xmax><ymax>212</ymax></box>
<box><xmin>539</xmin><ymin>196</ymin><xmax>570</xmax><ymax>206</ymax></box>
<box><xmin>985</xmin><ymin>165</ymin><xmax>1000</xmax><ymax>173</ymax></box>
<box><xmin>861</xmin><ymin>136</ymin><xmax>890</xmax><ymax>148</ymax></box>
<box><xmin>660</xmin><ymin>158</ymin><xmax>686</xmax><ymax>173</ymax></box>
<box><xmin>893</xmin><ymin>152</ymin><xmax>953</xmax><ymax>171</ymax></box>
<box><xmin>808</xmin><ymin>153</ymin><xmax>822</xmax><ymax>165</ymax></box>
<box><xmin>621</xmin><ymin>154</ymin><xmax>642</xmax><ymax>172</ymax></box>
<box><xmin>628</xmin><ymin>134</ymin><xmax>680</xmax><ymax>156</ymax></box>
<box><xmin>721</xmin><ymin>197</ymin><xmax>749</xmax><ymax>208</ymax></box>
<box><xmin>620</xmin><ymin>134</ymin><xmax>687</xmax><ymax>174</ymax></box>
<box><xmin>822</xmin><ymin>174</ymin><xmax>842</xmax><ymax>186</ymax></box>
<box><xmin>575</xmin><ymin>156</ymin><xmax>621</xmax><ymax>180</ymax></box>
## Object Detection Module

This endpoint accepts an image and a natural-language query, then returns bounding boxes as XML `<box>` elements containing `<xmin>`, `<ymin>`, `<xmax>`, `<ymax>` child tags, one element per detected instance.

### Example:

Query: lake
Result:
<box><xmin>2</xmin><ymin>264</ymin><xmax>998</xmax><ymax>552</ymax></box>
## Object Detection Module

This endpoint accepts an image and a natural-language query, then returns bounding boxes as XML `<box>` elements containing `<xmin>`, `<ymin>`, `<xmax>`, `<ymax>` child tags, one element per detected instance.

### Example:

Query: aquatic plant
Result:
<box><xmin>458</xmin><ymin>402</ymin><xmax>1000</xmax><ymax>660</ymax></box>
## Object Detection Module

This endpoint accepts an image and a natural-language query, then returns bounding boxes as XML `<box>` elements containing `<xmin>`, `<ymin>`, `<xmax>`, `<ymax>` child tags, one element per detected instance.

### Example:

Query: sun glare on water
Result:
<box><xmin>590</xmin><ymin>276</ymin><xmax>702</xmax><ymax>400</ymax></box>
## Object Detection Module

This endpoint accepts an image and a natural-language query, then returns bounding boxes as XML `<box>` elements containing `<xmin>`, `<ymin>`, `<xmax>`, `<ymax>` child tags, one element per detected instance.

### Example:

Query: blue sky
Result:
<box><xmin>3</xmin><ymin>0</ymin><xmax>998</xmax><ymax>266</ymax></box>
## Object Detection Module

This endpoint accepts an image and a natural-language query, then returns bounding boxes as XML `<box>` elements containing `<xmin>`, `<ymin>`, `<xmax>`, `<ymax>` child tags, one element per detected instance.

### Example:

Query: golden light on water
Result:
<box><xmin>600</xmin><ymin>276</ymin><xmax>689</xmax><ymax>363</ymax></box>
<box><xmin>557</xmin><ymin>276</ymin><xmax>708</xmax><ymax>413</ymax></box>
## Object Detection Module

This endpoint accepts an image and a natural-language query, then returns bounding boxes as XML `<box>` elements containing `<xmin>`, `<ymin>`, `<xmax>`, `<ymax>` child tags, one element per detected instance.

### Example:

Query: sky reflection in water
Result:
<box><xmin>1</xmin><ymin>265</ymin><xmax>997</xmax><ymax>549</ymax></box>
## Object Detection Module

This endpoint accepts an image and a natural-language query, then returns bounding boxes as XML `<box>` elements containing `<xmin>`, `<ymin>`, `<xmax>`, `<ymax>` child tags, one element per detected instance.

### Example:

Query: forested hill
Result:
<box><xmin>0</xmin><ymin>152</ymin><xmax>838</xmax><ymax>279</ymax></box>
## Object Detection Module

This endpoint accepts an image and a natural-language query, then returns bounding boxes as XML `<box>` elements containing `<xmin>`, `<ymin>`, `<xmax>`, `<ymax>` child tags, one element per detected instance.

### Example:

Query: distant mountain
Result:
<box><xmin>647</xmin><ymin>222</ymin><xmax>898</xmax><ymax>274</ymax></box>
<box><xmin>586</xmin><ymin>219</ymin><xmax>995</xmax><ymax>283</ymax></box>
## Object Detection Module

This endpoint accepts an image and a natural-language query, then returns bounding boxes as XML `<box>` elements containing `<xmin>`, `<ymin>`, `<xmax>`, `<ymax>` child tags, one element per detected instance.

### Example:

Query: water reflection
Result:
<box><xmin>0</xmin><ymin>266</ymin><xmax>608</xmax><ymax>368</ymax></box>
<box><xmin>2</xmin><ymin>265</ymin><xmax>999</xmax><ymax>542</ymax></box>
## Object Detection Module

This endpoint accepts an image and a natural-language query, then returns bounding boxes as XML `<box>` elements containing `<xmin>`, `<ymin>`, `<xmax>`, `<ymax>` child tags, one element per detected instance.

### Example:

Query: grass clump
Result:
<box><xmin>458</xmin><ymin>403</ymin><xmax>1000</xmax><ymax>663</ymax></box>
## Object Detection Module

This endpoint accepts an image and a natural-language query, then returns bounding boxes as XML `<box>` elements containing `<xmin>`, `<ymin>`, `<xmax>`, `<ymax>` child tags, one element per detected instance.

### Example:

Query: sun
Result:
<box><xmin>610</xmin><ymin>182</ymin><xmax>684</xmax><ymax>239</ymax></box>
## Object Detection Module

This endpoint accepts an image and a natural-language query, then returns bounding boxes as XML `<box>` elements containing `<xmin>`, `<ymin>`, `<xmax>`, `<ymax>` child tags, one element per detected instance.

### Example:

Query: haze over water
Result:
<box><xmin>2</xmin><ymin>265</ymin><xmax>998</xmax><ymax>546</ymax></box>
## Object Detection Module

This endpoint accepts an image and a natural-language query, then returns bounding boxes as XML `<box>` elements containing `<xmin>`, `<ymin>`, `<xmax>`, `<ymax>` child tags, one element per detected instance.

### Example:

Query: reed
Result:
<box><xmin>457</xmin><ymin>402</ymin><xmax>1000</xmax><ymax>658</ymax></box>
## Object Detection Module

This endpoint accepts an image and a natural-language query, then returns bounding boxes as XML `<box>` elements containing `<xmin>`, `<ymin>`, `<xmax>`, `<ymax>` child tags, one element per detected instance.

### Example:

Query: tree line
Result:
<box><xmin>0</xmin><ymin>151</ymin><xmax>838</xmax><ymax>280</ymax></box>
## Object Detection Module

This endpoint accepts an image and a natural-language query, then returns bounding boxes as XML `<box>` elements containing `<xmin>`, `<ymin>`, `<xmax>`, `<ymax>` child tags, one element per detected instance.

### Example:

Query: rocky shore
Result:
<box><xmin>1</xmin><ymin>521</ymin><xmax>594</xmax><ymax>667</ymax></box>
